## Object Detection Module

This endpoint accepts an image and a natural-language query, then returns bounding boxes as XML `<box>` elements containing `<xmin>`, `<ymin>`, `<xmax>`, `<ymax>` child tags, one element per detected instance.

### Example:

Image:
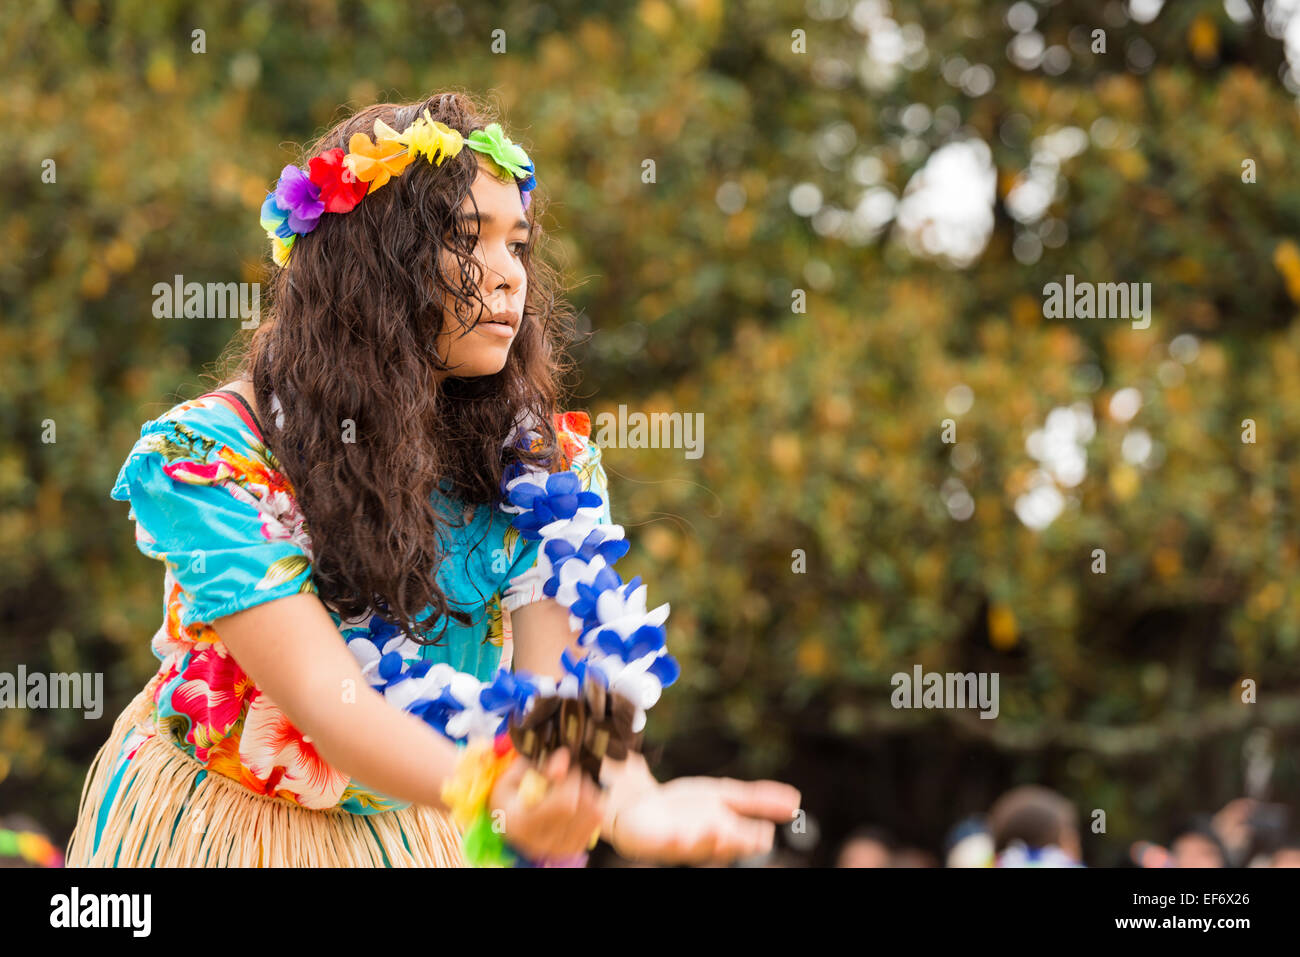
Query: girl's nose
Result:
<box><xmin>491</xmin><ymin>247</ymin><xmax>525</xmax><ymax>290</ymax></box>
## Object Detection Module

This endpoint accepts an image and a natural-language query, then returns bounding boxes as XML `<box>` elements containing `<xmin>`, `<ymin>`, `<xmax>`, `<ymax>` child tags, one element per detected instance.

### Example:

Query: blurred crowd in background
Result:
<box><xmin>592</xmin><ymin>788</ymin><xmax>1300</xmax><ymax>868</ymax></box>
<box><xmin>824</xmin><ymin>791</ymin><xmax>1300</xmax><ymax>868</ymax></box>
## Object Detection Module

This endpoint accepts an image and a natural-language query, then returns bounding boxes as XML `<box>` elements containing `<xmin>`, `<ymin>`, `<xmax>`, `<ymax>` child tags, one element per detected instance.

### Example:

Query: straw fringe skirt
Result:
<box><xmin>66</xmin><ymin>681</ymin><xmax>466</xmax><ymax>867</ymax></box>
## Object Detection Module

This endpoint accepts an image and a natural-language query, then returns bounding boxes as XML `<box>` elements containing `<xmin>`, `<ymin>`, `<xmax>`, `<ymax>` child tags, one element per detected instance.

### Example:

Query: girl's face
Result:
<box><xmin>434</xmin><ymin>169</ymin><xmax>531</xmax><ymax>378</ymax></box>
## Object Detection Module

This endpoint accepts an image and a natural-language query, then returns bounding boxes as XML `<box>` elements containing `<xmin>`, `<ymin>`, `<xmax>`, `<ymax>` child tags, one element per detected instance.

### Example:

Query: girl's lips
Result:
<box><xmin>477</xmin><ymin>320</ymin><xmax>515</xmax><ymax>338</ymax></box>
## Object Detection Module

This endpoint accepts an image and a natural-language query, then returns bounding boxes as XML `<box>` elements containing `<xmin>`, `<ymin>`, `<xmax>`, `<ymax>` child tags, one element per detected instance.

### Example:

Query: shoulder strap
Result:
<box><xmin>200</xmin><ymin>389</ymin><xmax>266</xmax><ymax>441</ymax></box>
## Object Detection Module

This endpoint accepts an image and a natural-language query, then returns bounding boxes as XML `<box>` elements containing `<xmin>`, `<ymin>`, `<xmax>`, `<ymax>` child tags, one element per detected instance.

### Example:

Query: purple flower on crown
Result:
<box><xmin>507</xmin><ymin>471</ymin><xmax>605</xmax><ymax>540</ymax></box>
<box><xmin>272</xmin><ymin>164</ymin><xmax>325</xmax><ymax>234</ymax></box>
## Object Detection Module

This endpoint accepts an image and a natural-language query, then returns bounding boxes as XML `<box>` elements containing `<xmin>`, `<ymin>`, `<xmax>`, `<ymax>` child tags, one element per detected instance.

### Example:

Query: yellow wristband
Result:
<box><xmin>441</xmin><ymin>736</ymin><xmax>517</xmax><ymax>832</ymax></box>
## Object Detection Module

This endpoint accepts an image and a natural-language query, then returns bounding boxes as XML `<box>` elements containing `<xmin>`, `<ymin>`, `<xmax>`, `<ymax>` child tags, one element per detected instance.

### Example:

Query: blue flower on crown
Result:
<box><xmin>259</xmin><ymin>193</ymin><xmax>297</xmax><ymax>241</ymax></box>
<box><xmin>518</xmin><ymin>160</ymin><xmax>537</xmax><ymax>194</ymax></box>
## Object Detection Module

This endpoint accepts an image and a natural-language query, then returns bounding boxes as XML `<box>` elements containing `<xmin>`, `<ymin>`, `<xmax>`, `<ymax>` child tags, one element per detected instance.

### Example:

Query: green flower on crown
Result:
<box><xmin>466</xmin><ymin>123</ymin><xmax>535</xmax><ymax>188</ymax></box>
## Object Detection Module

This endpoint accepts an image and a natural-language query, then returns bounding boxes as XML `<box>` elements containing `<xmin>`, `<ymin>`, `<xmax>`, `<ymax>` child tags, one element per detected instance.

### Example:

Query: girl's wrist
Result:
<box><xmin>602</xmin><ymin>750</ymin><xmax>657</xmax><ymax>800</ymax></box>
<box><xmin>441</xmin><ymin>733</ymin><xmax>520</xmax><ymax>866</ymax></box>
<box><xmin>442</xmin><ymin>733</ymin><xmax>593</xmax><ymax>867</ymax></box>
<box><xmin>600</xmin><ymin>752</ymin><xmax>658</xmax><ymax>845</ymax></box>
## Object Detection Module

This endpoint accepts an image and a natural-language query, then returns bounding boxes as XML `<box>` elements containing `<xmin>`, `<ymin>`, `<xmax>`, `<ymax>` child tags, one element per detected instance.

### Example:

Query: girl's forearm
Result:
<box><xmin>508</xmin><ymin>598</ymin><xmax>585</xmax><ymax>678</ymax></box>
<box><xmin>214</xmin><ymin>593</ymin><xmax>463</xmax><ymax>811</ymax></box>
<box><xmin>295</xmin><ymin>683</ymin><xmax>463</xmax><ymax>811</ymax></box>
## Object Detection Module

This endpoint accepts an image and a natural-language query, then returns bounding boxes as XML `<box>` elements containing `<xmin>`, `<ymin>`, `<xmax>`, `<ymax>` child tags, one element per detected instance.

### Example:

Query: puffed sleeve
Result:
<box><xmin>500</xmin><ymin>411</ymin><xmax>611</xmax><ymax>613</ymax></box>
<box><xmin>111</xmin><ymin>407</ymin><xmax>316</xmax><ymax>628</ymax></box>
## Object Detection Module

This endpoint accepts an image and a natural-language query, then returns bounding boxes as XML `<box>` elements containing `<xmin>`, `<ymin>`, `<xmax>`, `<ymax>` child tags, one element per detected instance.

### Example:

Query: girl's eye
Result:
<box><xmin>509</xmin><ymin>241</ymin><xmax>528</xmax><ymax>257</ymax></box>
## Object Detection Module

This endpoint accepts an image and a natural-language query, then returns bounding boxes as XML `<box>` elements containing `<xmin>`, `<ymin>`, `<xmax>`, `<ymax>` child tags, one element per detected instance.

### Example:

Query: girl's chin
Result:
<box><xmin>464</xmin><ymin>356</ymin><xmax>510</xmax><ymax>378</ymax></box>
<box><xmin>439</xmin><ymin>344</ymin><xmax>512</xmax><ymax>379</ymax></box>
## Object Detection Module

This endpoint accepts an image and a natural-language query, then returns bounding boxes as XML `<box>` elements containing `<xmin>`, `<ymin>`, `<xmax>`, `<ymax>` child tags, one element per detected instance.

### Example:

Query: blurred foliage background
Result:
<box><xmin>3</xmin><ymin>0</ymin><xmax>1300</xmax><ymax>865</ymax></box>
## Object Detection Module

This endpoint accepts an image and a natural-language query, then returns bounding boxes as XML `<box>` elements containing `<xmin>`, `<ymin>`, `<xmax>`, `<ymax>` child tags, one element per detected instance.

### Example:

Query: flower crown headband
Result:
<box><xmin>259</xmin><ymin>114</ymin><xmax>537</xmax><ymax>267</ymax></box>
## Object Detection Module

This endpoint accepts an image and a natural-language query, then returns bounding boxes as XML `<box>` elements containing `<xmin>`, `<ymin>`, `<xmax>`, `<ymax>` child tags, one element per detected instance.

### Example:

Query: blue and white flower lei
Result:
<box><xmin>345</xmin><ymin>420</ymin><xmax>680</xmax><ymax>746</ymax></box>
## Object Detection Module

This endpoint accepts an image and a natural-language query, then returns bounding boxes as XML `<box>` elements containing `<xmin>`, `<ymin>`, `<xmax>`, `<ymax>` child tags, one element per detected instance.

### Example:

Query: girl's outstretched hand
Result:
<box><xmin>489</xmin><ymin>747</ymin><xmax>606</xmax><ymax>862</ymax></box>
<box><xmin>606</xmin><ymin>776</ymin><xmax>801</xmax><ymax>865</ymax></box>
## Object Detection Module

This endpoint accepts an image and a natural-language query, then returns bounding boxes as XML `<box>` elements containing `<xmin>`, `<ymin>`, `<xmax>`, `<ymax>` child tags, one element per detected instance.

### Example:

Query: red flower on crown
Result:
<box><xmin>308</xmin><ymin>148</ymin><xmax>369</xmax><ymax>214</ymax></box>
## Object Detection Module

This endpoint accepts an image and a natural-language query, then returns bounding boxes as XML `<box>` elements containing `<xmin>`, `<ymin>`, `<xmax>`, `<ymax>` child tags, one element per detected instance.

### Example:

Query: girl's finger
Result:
<box><xmin>552</xmin><ymin>774</ymin><xmax>605</xmax><ymax>853</ymax></box>
<box><xmin>546</xmin><ymin>765</ymin><xmax>584</xmax><ymax>819</ymax></box>
<box><xmin>574</xmin><ymin>779</ymin><xmax>606</xmax><ymax>836</ymax></box>
<box><xmin>741</xmin><ymin>820</ymin><xmax>776</xmax><ymax>856</ymax></box>
<box><xmin>708</xmin><ymin>817</ymin><xmax>772</xmax><ymax>862</ymax></box>
<box><xmin>693</xmin><ymin>830</ymin><xmax>722</xmax><ymax>863</ymax></box>
<box><xmin>717</xmin><ymin>779</ymin><xmax>802</xmax><ymax>822</ymax></box>
<box><xmin>544</xmin><ymin>747</ymin><xmax>571</xmax><ymax>784</ymax></box>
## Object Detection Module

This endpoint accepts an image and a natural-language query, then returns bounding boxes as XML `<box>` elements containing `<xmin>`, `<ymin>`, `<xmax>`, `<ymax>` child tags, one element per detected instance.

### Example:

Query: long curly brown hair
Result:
<box><xmin>221</xmin><ymin>91</ymin><xmax>578</xmax><ymax>643</ymax></box>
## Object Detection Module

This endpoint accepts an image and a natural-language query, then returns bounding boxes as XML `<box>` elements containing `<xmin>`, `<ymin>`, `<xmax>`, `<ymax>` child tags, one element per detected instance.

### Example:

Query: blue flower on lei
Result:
<box><xmin>506</xmin><ymin>471</ymin><xmax>605</xmax><ymax>540</ymax></box>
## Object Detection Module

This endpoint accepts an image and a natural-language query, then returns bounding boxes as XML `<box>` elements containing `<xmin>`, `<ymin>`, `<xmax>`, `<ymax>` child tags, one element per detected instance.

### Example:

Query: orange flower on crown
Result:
<box><xmin>343</xmin><ymin>131</ymin><xmax>417</xmax><ymax>191</ymax></box>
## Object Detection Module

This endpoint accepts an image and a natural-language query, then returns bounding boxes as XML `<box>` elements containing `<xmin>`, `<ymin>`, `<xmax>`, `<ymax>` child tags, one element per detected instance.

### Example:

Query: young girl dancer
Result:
<box><xmin>67</xmin><ymin>91</ymin><xmax>799</xmax><ymax>867</ymax></box>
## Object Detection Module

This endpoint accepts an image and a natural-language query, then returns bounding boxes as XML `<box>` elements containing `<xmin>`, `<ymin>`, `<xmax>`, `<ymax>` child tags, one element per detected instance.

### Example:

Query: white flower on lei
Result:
<box><xmin>588</xmin><ymin>649</ymin><xmax>666</xmax><ymax>734</ymax></box>
<box><xmin>346</xmin><ymin>630</ymin><xmax>428</xmax><ymax>688</ymax></box>
<box><xmin>588</xmin><ymin>580</ymin><xmax>670</xmax><ymax>646</ymax></box>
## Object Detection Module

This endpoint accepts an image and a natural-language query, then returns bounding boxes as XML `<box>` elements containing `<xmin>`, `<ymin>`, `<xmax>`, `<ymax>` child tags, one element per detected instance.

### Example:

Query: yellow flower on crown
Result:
<box><xmin>375</xmin><ymin>109</ymin><xmax>465</xmax><ymax>166</ymax></box>
<box><xmin>270</xmin><ymin>235</ymin><xmax>295</xmax><ymax>267</ymax></box>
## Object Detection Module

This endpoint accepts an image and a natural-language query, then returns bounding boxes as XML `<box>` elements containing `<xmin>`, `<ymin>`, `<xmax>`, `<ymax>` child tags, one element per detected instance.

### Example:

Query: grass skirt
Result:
<box><xmin>66</xmin><ymin>680</ymin><xmax>466</xmax><ymax>867</ymax></box>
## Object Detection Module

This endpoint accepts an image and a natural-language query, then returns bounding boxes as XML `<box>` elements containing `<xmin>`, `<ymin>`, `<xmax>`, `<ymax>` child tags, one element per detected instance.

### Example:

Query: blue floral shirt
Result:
<box><xmin>98</xmin><ymin>392</ymin><xmax>610</xmax><ymax>819</ymax></box>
